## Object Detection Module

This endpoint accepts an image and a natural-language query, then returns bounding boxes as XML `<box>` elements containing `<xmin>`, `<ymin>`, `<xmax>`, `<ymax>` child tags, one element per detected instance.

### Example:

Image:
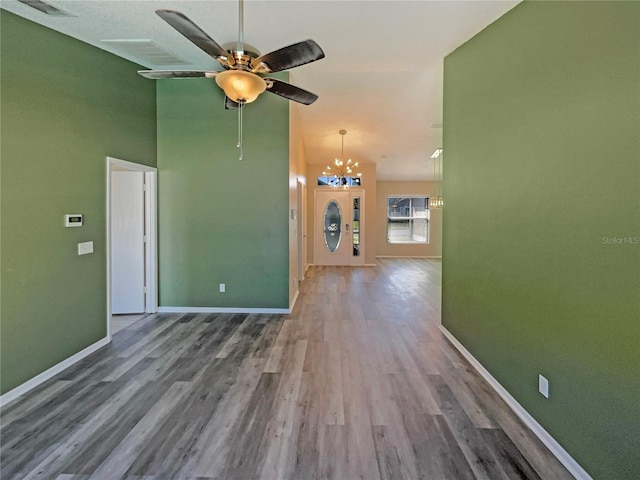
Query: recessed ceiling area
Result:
<box><xmin>1</xmin><ymin>0</ymin><xmax>519</xmax><ymax>180</ymax></box>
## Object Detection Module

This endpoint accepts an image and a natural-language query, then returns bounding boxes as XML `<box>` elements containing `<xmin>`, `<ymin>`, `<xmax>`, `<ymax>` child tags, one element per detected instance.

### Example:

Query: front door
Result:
<box><xmin>315</xmin><ymin>190</ymin><xmax>363</xmax><ymax>266</ymax></box>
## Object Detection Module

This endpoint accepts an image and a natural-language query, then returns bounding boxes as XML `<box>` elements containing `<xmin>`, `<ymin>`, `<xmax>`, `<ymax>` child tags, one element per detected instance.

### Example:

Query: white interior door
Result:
<box><xmin>111</xmin><ymin>170</ymin><xmax>145</xmax><ymax>314</ymax></box>
<box><xmin>315</xmin><ymin>191</ymin><xmax>351</xmax><ymax>266</ymax></box>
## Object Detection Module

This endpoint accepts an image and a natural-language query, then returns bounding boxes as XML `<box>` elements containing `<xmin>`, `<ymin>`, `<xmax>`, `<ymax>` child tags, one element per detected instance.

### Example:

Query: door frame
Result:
<box><xmin>106</xmin><ymin>157</ymin><xmax>158</xmax><ymax>339</ymax></box>
<box><xmin>314</xmin><ymin>189</ymin><xmax>364</xmax><ymax>266</ymax></box>
<box><xmin>297</xmin><ymin>179</ymin><xmax>306</xmax><ymax>281</ymax></box>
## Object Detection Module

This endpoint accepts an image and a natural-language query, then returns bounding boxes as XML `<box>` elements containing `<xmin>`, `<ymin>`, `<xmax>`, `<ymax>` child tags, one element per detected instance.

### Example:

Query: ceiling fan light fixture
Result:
<box><xmin>215</xmin><ymin>70</ymin><xmax>265</xmax><ymax>103</ymax></box>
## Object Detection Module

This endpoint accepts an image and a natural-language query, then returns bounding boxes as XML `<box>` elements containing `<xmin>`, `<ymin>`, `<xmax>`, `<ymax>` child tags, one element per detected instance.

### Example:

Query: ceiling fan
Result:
<box><xmin>138</xmin><ymin>1</ymin><xmax>325</xmax><ymax>109</ymax></box>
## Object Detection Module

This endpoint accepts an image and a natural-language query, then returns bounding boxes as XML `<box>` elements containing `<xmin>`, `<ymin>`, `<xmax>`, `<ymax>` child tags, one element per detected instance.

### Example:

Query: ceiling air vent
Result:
<box><xmin>17</xmin><ymin>0</ymin><xmax>74</xmax><ymax>16</ymax></box>
<box><xmin>101</xmin><ymin>40</ymin><xmax>190</xmax><ymax>66</ymax></box>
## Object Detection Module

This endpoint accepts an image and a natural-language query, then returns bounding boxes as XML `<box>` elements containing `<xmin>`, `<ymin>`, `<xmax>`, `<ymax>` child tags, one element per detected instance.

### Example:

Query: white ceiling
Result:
<box><xmin>1</xmin><ymin>0</ymin><xmax>518</xmax><ymax>180</ymax></box>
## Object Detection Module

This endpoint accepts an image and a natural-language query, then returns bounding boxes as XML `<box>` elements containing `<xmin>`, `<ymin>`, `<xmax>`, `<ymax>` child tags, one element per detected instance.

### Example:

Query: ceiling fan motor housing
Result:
<box><xmin>221</xmin><ymin>41</ymin><xmax>261</xmax><ymax>70</ymax></box>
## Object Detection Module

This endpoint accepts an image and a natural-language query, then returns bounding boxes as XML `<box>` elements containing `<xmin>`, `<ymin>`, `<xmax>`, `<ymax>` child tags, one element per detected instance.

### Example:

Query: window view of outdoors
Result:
<box><xmin>317</xmin><ymin>176</ymin><xmax>362</xmax><ymax>187</ymax></box>
<box><xmin>387</xmin><ymin>196</ymin><xmax>429</xmax><ymax>243</ymax></box>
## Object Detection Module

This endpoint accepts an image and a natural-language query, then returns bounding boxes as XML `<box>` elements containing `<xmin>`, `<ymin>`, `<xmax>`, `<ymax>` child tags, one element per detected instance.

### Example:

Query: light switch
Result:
<box><xmin>78</xmin><ymin>241</ymin><xmax>94</xmax><ymax>255</ymax></box>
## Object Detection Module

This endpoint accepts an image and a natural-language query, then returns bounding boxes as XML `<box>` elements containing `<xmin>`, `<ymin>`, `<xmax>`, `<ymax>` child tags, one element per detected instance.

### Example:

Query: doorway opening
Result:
<box><xmin>106</xmin><ymin>157</ymin><xmax>157</xmax><ymax>339</ymax></box>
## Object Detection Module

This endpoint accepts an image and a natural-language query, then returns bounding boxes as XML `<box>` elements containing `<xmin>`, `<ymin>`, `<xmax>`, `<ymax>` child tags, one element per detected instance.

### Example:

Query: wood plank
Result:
<box><xmin>339</xmin><ymin>324</ymin><xmax>381</xmax><ymax>480</ymax></box>
<box><xmin>324</xmin><ymin>341</ymin><xmax>345</xmax><ymax>426</ymax></box>
<box><xmin>289</xmin><ymin>372</ymin><xmax>321</xmax><ymax>480</ymax></box>
<box><xmin>1</xmin><ymin>380</ymin><xmax>71</xmax><ymax>428</ymax></box>
<box><xmin>259</xmin><ymin>339</ymin><xmax>308</xmax><ymax>479</ymax></box>
<box><xmin>1</xmin><ymin>381</ymin><xmax>123</xmax><ymax>477</ymax></box>
<box><xmin>317</xmin><ymin>425</ymin><xmax>348</xmax><ymax>480</ymax></box>
<box><xmin>430</xmin><ymin>374</ymin><xmax>512</xmax><ymax>480</ymax></box>
<box><xmin>183</xmin><ymin>357</ymin><xmax>267</xmax><ymax>478</ymax></box>
<box><xmin>480</xmin><ymin>427</ymin><xmax>542</xmax><ymax>480</ymax></box>
<box><xmin>19</xmin><ymin>381</ymin><xmax>145</xmax><ymax>479</ymax></box>
<box><xmin>218</xmin><ymin>371</ymin><xmax>282</xmax><ymax>479</ymax></box>
<box><xmin>88</xmin><ymin>381</ymin><xmax>193</xmax><ymax>479</ymax></box>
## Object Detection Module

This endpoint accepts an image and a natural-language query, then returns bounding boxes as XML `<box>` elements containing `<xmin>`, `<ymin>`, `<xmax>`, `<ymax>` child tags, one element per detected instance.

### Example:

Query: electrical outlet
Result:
<box><xmin>219</xmin><ymin>283</ymin><xmax>225</xmax><ymax>293</ymax></box>
<box><xmin>538</xmin><ymin>374</ymin><xmax>549</xmax><ymax>398</ymax></box>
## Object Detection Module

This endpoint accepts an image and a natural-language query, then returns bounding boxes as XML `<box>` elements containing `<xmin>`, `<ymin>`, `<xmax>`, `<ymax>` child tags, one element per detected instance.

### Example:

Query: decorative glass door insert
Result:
<box><xmin>352</xmin><ymin>196</ymin><xmax>360</xmax><ymax>256</ymax></box>
<box><xmin>323</xmin><ymin>200</ymin><xmax>342</xmax><ymax>253</ymax></box>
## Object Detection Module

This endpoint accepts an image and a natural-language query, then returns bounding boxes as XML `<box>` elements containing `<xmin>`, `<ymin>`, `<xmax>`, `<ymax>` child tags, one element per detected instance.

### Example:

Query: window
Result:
<box><xmin>317</xmin><ymin>176</ymin><xmax>362</xmax><ymax>187</ymax></box>
<box><xmin>387</xmin><ymin>196</ymin><xmax>429</xmax><ymax>243</ymax></box>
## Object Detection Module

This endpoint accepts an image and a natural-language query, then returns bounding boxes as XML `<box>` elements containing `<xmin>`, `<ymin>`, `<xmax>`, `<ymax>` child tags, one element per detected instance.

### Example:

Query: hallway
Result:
<box><xmin>0</xmin><ymin>259</ymin><xmax>572</xmax><ymax>479</ymax></box>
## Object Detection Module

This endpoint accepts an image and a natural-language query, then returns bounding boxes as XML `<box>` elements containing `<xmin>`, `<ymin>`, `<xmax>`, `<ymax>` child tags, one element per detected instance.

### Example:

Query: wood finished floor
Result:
<box><xmin>1</xmin><ymin>259</ymin><xmax>573</xmax><ymax>480</ymax></box>
<box><xmin>111</xmin><ymin>314</ymin><xmax>149</xmax><ymax>335</ymax></box>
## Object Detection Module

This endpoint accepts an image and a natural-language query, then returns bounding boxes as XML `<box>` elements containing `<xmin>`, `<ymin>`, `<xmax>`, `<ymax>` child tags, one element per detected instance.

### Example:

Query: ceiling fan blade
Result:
<box><xmin>264</xmin><ymin>78</ymin><xmax>318</xmax><ymax>105</ymax></box>
<box><xmin>251</xmin><ymin>40</ymin><xmax>324</xmax><ymax>73</ymax></box>
<box><xmin>138</xmin><ymin>70</ymin><xmax>217</xmax><ymax>79</ymax></box>
<box><xmin>155</xmin><ymin>9</ymin><xmax>231</xmax><ymax>63</ymax></box>
<box><xmin>225</xmin><ymin>96</ymin><xmax>240</xmax><ymax>110</ymax></box>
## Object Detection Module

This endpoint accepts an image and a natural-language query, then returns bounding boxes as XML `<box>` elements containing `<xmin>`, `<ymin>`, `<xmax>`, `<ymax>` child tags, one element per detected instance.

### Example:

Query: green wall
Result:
<box><xmin>157</xmin><ymin>76</ymin><xmax>289</xmax><ymax>309</ymax></box>
<box><xmin>0</xmin><ymin>12</ymin><xmax>157</xmax><ymax>394</ymax></box>
<box><xmin>442</xmin><ymin>2</ymin><xmax>640</xmax><ymax>478</ymax></box>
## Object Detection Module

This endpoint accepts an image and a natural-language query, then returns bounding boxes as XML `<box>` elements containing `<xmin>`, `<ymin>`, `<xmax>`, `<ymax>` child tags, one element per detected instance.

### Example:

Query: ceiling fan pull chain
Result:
<box><xmin>237</xmin><ymin>101</ymin><xmax>244</xmax><ymax>160</ymax></box>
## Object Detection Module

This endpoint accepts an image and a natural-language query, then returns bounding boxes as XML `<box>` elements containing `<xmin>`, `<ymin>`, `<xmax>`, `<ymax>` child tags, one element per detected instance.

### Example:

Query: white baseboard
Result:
<box><xmin>376</xmin><ymin>255</ymin><xmax>442</xmax><ymax>259</ymax></box>
<box><xmin>157</xmin><ymin>306</ymin><xmax>291</xmax><ymax>314</ymax></box>
<box><xmin>289</xmin><ymin>290</ymin><xmax>299</xmax><ymax>313</ymax></box>
<box><xmin>0</xmin><ymin>336</ymin><xmax>111</xmax><ymax>408</ymax></box>
<box><xmin>305</xmin><ymin>263</ymin><xmax>377</xmax><ymax>267</ymax></box>
<box><xmin>440</xmin><ymin>325</ymin><xmax>591</xmax><ymax>480</ymax></box>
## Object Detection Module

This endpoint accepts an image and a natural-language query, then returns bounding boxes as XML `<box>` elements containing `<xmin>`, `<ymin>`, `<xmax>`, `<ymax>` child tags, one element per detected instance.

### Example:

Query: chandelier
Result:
<box><xmin>322</xmin><ymin>129</ymin><xmax>361</xmax><ymax>188</ymax></box>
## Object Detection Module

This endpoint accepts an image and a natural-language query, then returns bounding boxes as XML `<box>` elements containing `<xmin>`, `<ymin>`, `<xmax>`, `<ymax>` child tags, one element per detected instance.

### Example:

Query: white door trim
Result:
<box><xmin>297</xmin><ymin>179</ymin><xmax>305</xmax><ymax>282</ymax></box>
<box><xmin>106</xmin><ymin>157</ymin><xmax>158</xmax><ymax>340</ymax></box>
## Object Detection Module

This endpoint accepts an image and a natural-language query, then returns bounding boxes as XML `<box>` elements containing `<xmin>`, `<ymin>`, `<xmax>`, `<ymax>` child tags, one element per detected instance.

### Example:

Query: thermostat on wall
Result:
<box><xmin>65</xmin><ymin>214</ymin><xmax>83</xmax><ymax>227</ymax></box>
